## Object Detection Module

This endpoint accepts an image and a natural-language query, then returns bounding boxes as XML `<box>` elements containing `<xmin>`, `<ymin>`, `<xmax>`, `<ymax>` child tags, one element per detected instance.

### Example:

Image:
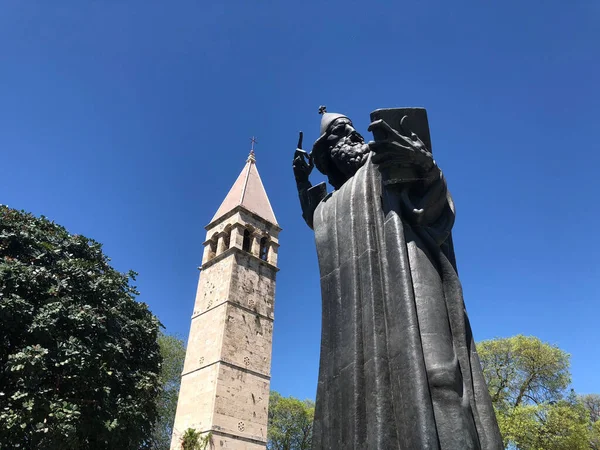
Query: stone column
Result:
<box><xmin>230</xmin><ymin>224</ymin><xmax>245</xmax><ymax>250</ymax></box>
<box><xmin>251</xmin><ymin>233</ymin><xmax>261</xmax><ymax>257</ymax></box>
<box><xmin>202</xmin><ymin>242</ymin><xmax>212</xmax><ymax>264</ymax></box>
<box><xmin>216</xmin><ymin>233</ymin><xmax>227</xmax><ymax>255</ymax></box>
<box><xmin>267</xmin><ymin>242</ymin><xmax>279</xmax><ymax>266</ymax></box>
<box><xmin>202</xmin><ymin>237</ymin><xmax>217</xmax><ymax>264</ymax></box>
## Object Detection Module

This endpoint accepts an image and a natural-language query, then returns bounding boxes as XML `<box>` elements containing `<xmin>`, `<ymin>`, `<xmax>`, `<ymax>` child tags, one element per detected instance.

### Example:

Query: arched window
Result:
<box><xmin>242</xmin><ymin>229</ymin><xmax>251</xmax><ymax>252</ymax></box>
<box><xmin>259</xmin><ymin>236</ymin><xmax>269</xmax><ymax>261</ymax></box>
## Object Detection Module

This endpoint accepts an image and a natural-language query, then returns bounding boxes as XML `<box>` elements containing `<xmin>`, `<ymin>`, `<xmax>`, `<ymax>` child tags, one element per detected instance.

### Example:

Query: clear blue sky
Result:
<box><xmin>2</xmin><ymin>1</ymin><xmax>599</xmax><ymax>401</ymax></box>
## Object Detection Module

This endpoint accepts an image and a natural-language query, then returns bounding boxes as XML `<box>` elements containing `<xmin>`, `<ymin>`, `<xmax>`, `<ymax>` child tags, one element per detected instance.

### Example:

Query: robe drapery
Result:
<box><xmin>310</xmin><ymin>155</ymin><xmax>503</xmax><ymax>449</ymax></box>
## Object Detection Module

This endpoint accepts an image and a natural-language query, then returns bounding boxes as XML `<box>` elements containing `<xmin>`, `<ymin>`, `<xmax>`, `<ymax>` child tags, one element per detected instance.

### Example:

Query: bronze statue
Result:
<box><xmin>293</xmin><ymin>107</ymin><xmax>502</xmax><ymax>449</ymax></box>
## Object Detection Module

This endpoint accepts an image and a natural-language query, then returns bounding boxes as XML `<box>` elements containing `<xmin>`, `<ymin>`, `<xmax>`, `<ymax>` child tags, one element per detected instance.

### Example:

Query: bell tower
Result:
<box><xmin>171</xmin><ymin>151</ymin><xmax>280</xmax><ymax>450</ymax></box>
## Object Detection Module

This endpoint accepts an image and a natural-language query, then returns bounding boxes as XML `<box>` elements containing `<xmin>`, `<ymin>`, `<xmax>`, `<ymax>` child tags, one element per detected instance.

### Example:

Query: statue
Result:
<box><xmin>293</xmin><ymin>107</ymin><xmax>503</xmax><ymax>449</ymax></box>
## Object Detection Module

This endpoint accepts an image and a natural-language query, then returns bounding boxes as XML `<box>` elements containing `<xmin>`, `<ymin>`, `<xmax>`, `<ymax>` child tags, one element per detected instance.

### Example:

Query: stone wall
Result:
<box><xmin>213</xmin><ymin>364</ymin><xmax>270</xmax><ymax>444</ymax></box>
<box><xmin>170</xmin><ymin>364</ymin><xmax>219</xmax><ymax>449</ymax></box>
<box><xmin>221</xmin><ymin>303</ymin><xmax>273</xmax><ymax>376</ymax></box>
<box><xmin>193</xmin><ymin>257</ymin><xmax>233</xmax><ymax>316</ymax></box>
<box><xmin>229</xmin><ymin>252</ymin><xmax>276</xmax><ymax>320</ymax></box>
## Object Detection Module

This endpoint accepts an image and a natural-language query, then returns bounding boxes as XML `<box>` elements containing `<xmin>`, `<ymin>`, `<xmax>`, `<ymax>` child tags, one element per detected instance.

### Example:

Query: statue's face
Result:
<box><xmin>312</xmin><ymin>115</ymin><xmax>370</xmax><ymax>190</ymax></box>
<box><xmin>326</xmin><ymin>118</ymin><xmax>357</xmax><ymax>149</ymax></box>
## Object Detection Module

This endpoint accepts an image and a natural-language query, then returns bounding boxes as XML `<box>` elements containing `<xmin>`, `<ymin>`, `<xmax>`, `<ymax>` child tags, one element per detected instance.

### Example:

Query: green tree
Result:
<box><xmin>149</xmin><ymin>332</ymin><xmax>186</xmax><ymax>450</ymax></box>
<box><xmin>580</xmin><ymin>394</ymin><xmax>600</xmax><ymax>450</ymax></box>
<box><xmin>478</xmin><ymin>335</ymin><xmax>596</xmax><ymax>449</ymax></box>
<box><xmin>268</xmin><ymin>391</ymin><xmax>314</xmax><ymax>450</ymax></box>
<box><xmin>179</xmin><ymin>428</ymin><xmax>212</xmax><ymax>450</ymax></box>
<box><xmin>478</xmin><ymin>335</ymin><xmax>571</xmax><ymax>410</ymax></box>
<box><xmin>0</xmin><ymin>206</ymin><xmax>161</xmax><ymax>449</ymax></box>
<box><xmin>581</xmin><ymin>394</ymin><xmax>600</xmax><ymax>423</ymax></box>
<box><xmin>592</xmin><ymin>421</ymin><xmax>600</xmax><ymax>450</ymax></box>
<box><xmin>498</xmin><ymin>400</ymin><xmax>590</xmax><ymax>450</ymax></box>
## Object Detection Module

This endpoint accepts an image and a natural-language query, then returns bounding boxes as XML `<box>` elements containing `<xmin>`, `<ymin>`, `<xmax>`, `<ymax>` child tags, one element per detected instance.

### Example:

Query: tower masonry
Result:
<box><xmin>171</xmin><ymin>151</ymin><xmax>280</xmax><ymax>450</ymax></box>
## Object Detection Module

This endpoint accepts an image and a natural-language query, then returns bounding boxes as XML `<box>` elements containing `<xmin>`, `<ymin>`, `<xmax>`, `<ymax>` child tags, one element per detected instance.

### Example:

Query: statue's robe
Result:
<box><xmin>308</xmin><ymin>155</ymin><xmax>503</xmax><ymax>450</ymax></box>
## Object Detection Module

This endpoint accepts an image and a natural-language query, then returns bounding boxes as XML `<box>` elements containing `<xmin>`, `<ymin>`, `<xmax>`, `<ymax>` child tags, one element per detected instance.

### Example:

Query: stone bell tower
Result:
<box><xmin>171</xmin><ymin>151</ymin><xmax>280</xmax><ymax>450</ymax></box>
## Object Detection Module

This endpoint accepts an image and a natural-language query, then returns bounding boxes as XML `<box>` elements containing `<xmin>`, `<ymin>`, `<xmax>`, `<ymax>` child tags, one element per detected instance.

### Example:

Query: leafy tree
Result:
<box><xmin>0</xmin><ymin>206</ymin><xmax>161</xmax><ymax>449</ymax></box>
<box><xmin>149</xmin><ymin>332</ymin><xmax>186</xmax><ymax>450</ymax></box>
<box><xmin>478</xmin><ymin>335</ymin><xmax>571</xmax><ymax>410</ymax></box>
<box><xmin>179</xmin><ymin>428</ymin><xmax>212</xmax><ymax>450</ymax></box>
<box><xmin>268</xmin><ymin>391</ymin><xmax>314</xmax><ymax>450</ymax></box>
<box><xmin>581</xmin><ymin>394</ymin><xmax>600</xmax><ymax>423</ymax></box>
<box><xmin>592</xmin><ymin>421</ymin><xmax>600</xmax><ymax>450</ymax></box>
<box><xmin>478</xmin><ymin>335</ymin><xmax>599</xmax><ymax>449</ymax></box>
<box><xmin>580</xmin><ymin>394</ymin><xmax>600</xmax><ymax>450</ymax></box>
<box><xmin>498</xmin><ymin>400</ymin><xmax>590</xmax><ymax>450</ymax></box>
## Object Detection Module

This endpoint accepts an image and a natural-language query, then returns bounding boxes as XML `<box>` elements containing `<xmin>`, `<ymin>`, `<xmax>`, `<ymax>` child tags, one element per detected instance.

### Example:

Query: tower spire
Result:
<box><xmin>210</xmin><ymin>149</ymin><xmax>277</xmax><ymax>226</ymax></box>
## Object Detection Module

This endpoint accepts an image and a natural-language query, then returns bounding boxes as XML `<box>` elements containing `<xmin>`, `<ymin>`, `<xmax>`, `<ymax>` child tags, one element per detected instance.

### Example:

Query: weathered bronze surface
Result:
<box><xmin>293</xmin><ymin>107</ymin><xmax>503</xmax><ymax>449</ymax></box>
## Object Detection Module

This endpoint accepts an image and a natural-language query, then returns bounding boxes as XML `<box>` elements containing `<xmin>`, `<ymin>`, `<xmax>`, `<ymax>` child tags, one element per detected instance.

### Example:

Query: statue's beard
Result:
<box><xmin>330</xmin><ymin>133</ymin><xmax>370</xmax><ymax>180</ymax></box>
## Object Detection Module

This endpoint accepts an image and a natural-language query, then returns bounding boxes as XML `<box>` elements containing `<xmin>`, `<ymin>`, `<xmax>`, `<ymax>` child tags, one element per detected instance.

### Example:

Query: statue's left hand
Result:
<box><xmin>367</xmin><ymin>118</ymin><xmax>436</xmax><ymax>173</ymax></box>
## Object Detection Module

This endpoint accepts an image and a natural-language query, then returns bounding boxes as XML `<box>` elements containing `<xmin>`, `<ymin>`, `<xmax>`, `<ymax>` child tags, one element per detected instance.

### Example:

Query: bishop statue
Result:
<box><xmin>293</xmin><ymin>107</ymin><xmax>503</xmax><ymax>450</ymax></box>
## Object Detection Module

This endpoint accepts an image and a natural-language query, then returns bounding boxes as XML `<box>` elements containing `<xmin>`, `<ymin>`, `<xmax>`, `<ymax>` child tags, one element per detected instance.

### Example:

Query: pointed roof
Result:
<box><xmin>210</xmin><ymin>151</ymin><xmax>278</xmax><ymax>225</ymax></box>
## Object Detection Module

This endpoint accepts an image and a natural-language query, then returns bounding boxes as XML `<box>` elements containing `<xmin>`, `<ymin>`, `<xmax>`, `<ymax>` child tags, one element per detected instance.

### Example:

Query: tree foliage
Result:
<box><xmin>581</xmin><ymin>394</ymin><xmax>600</xmax><ymax>450</ymax></box>
<box><xmin>497</xmin><ymin>400</ymin><xmax>590</xmax><ymax>450</ymax></box>
<box><xmin>479</xmin><ymin>335</ymin><xmax>598</xmax><ymax>449</ymax></box>
<box><xmin>268</xmin><ymin>391</ymin><xmax>314</xmax><ymax>450</ymax></box>
<box><xmin>478</xmin><ymin>334</ymin><xmax>571</xmax><ymax>410</ymax></box>
<box><xmin>149</xmin><ymin>332</ymin><xmax>186</xmax><ymax>450</ymax></box>
<box><xmin>581</xmin><ymin>394</ymin><xmax>600</xmax><ymax>424</ymax></box>
<box><xmin>0</xmin><ymin>206</ymin><xmax>161</xmax><ymax>449</ymax></box>
<box><xmin>180</xmin><ymin>428</ymin><xmax>212</xmax><ymax>450</ymax></box>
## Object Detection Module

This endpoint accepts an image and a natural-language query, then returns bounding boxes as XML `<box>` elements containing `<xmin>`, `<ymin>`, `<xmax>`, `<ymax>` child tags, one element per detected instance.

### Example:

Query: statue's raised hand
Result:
<box><xmin>293</xmin><ymin>131</ymin><xmax>314</xmax><ymax>183</ymax></box>
<box><xmin>368</xmin><ymin>117</ymin><xmax>436</xmax><ymax>174</ymax></box>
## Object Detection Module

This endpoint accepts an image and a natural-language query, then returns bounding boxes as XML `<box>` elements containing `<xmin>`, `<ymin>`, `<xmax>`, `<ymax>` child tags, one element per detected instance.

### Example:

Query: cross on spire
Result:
<box><xmin>247</xmin><ymin>136</ymin><xmax>257</xmax><ymax>162</ymax></box>
<box><xmin>318</xmin><ymin>105</ymin><xmax>327</xmax><ymax>115</ymax></box>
